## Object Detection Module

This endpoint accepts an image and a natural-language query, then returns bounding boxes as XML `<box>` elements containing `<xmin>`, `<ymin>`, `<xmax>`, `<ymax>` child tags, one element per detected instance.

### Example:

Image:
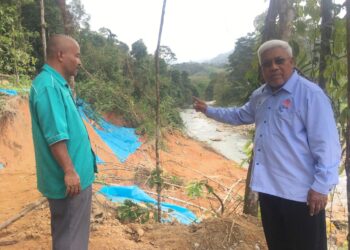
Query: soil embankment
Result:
<box><xmin>0</xmin><ymin>96</ymin><xmax>267</xmax><ymax>249</ymax></box>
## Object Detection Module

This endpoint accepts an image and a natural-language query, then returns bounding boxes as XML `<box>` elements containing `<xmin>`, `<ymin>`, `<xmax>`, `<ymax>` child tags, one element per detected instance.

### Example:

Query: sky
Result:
<box><xmin>80</xmin><ymin>0</ymin><xmax>270</xmax><ymax>63</ymax></box>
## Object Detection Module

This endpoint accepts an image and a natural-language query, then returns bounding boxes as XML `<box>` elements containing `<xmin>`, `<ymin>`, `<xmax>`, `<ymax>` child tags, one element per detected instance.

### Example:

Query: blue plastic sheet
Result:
<box><xmin>96</xmin><ymin>155</ymin><xmax>105</xmax><ymax>164</ymax></box>
<box><xmin>78</xmin><ymin>103</ymin><xmax>141</xmax><ymax>163</ymax></box>
<box><xmin>0</xmin><ymin>89</ymin><xmax>18</xmax><ymax>96</ymax></box>
<box><xmin>99</xmin><ymin>185</ymin><xmax>198</xmax><ymax>225</ymax></box>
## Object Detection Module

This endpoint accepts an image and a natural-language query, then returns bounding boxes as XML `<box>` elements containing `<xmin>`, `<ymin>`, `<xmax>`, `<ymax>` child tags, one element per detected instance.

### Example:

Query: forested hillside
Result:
<box><xmin>0</xmin><ymin>0</ymin><xmax>200</xmax><ymax>135</ymax></box>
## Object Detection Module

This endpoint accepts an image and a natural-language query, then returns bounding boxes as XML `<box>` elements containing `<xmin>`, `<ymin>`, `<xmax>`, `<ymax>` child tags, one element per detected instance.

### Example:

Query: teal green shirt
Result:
<box><xmin>29</xmin><ymin>64</ymin><xmax>96</xmax><ymax>199</ymax></box>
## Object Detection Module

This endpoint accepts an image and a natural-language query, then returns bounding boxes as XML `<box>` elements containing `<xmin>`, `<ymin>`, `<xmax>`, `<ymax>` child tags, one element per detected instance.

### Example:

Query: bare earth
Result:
<box><xmin>0</xmin><ymin>96</ymin><xmax>268</xmax><ymax>249</ymax></box>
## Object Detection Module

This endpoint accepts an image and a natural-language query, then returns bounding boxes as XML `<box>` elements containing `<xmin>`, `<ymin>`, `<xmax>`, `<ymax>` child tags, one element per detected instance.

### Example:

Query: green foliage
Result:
<box><xmin>240</xmin><ymin>131</ymin><xmax>254</xmax><ymax>167</ymax></box>
<box><xmin>168</xmin><ymin>175</ymin><xmax>184</xmax><ymax>186</ymax></box>
<box><xmin>186</xmin><ymin>180</ymin><xmax>224</xmax><ymax>214</ymax></box>
<box><xmin>0</xmin><ymin>1</ymin><xmax>37</xmax><ymax>77</ymax></box>
<box><xmin>219</xmin><ymin>33</ymin><xmax>260</xmax><ymax>106</ymax></box>
<box><xmin>78</xmin><ymin>29</ymin><xmax>123</xmax><ymax>83</ymax></box>
<box><xmin>21</xmin><ymin>0</ymin><xmax>65</xmax><ymax>68</ymax></box>
<box><xmin>159</xmin><ymin>45</ymin><xmax>177</xmax><ymax>64</ymax></box>
<box><xmin>186</xmin><ymin>181</ymin><xmax>204</xmax><ymax>198</ymax></box>
<box><xmin>116</xmin><ymin>200</ymin><xmax>150</xmax><ymax>224</ymax></box>
<box><xmin>147</xmin><ymin>169</ymin><xmax>164</xmax><ymax>189</ymax></box>
<box><xmin>131</xmin><ymin>39</ymin><xmax>148</xmax><ymax>61</ymax></box>
<box><xmin>172</xmin><ymin>62</ymin><xmax>225</xmax><ymax>101</ymax></box>
<box><xmin>163</xmin><ymin>174</ymin><xmax>184</xmax><ymax>189</ymax></box>
<box><xmin>0</xmin><ymin>96</ymin><xmax>8</xmax><ymax>118</ymax></box>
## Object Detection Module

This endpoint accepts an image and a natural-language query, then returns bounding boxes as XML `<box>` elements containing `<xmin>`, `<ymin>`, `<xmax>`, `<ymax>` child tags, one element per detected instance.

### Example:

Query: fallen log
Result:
<box><xmin>0</xmin><ymin>240</ymin><xmax>18</xmax><ymax>246</ymax></box>
<box><xmin>0</xmin><ymin>197</ymin><xmax>47</xmax><ymax>231</ymax></box>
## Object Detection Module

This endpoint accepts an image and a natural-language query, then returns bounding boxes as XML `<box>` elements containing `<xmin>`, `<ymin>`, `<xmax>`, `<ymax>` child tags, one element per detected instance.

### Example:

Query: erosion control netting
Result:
<box><xmin>77</xmin><ymin>100</ymin><xmax>141</xmax><ymax>163</ymax></box>
<box><xmin>0</xmin><ymin>89</ymin><xmax>141</xmax><ymax>162</ymax></box>
<box><xmin>99</xmin><ymin>185</ymin><xmax>199</xmax><ymax>225</ymax></box>
<box><xmin>0</xmin><ymin>89</ymin><xmax>18</xmax><ymax>96</ymax></box>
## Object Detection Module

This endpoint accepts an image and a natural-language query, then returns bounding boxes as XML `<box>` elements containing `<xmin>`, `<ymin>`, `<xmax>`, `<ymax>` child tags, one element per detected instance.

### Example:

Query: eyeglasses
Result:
<box><xmin>261</xmin><ymin>57</ymin><xmax>288</xmax><ymax>68</ymax></box>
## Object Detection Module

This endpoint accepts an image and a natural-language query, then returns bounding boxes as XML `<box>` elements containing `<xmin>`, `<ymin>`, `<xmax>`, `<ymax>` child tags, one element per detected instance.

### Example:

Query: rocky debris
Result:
<box><xmin>91</xmin><ymin>193</ymin><xmax>119</xmax><ymax>228</ymax></box>
<box><xmin>124</xmin><ymin>224</ymin><xmax>145</xmax><ymax>242</ymax></box>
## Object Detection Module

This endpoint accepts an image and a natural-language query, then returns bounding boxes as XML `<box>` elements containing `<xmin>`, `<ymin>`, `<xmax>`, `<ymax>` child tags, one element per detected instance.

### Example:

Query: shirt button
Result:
<box><xmin>257</xmin><ymin>149</ymin><xmax>261</xmax><ymax>152</ymax></box>
<box><xmin>256</xmin><ymin>163</ymin><xmax>260</xmax><ymax>165</ymax></box>
<box><xmin>268</xmin><ymin>107</ymin><xmax>271</xmax><ymax>109</ymax></box>
<box><xmin>260</xmin><ymin>134</ymin><xmax>262</xmax><ymax>137</ymax></box>
<box><xmin>264</xmin><ymin>120</ymin><xmax>267</xmax><ymax>123</ymax></box>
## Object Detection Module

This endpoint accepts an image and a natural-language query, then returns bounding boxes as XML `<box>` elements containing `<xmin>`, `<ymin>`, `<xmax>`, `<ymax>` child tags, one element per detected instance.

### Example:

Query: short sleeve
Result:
<box><xmin>35</xmin><ymin>86</ymin><xmax>70</xmax><ymax>145</ymax></box>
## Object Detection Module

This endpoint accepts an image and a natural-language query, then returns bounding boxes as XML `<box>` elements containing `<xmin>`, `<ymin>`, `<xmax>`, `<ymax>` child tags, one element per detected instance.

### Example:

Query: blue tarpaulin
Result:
<box><xmin>0</xmin><ymin>89</ymin><xmax>18</xmax><ymax>96</ymax></box>
<box><xmin>0</xmin><ymin>88</ymin><xmax>141</xmax><ymax>163</ymax></box>
<box><xmin>99</xmin><ymin>185</ymin><xmax>198</xmax><ymax>225</ymax></box>
<box><xmin>78</xmin><ymin>103</ymin><xmax>141</xmax><ymax>163</ymax></box>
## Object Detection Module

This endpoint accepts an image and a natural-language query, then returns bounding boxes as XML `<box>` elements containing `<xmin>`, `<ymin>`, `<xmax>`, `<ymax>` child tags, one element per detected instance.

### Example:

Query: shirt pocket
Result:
<box><xmin>272</xmin><ymin>107</ymin><xmax>296</xmax><ymax>138</ymax></box>
<box><xmin>276</xmin><ymin>108</ymin><xmax>294</xmax><ymax>122</ymax></box>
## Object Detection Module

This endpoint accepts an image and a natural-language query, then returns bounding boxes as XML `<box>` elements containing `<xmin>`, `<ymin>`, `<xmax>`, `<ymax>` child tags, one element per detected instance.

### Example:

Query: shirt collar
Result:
<box><xmin>262</xmin><ymin>70</ymin><xmax>298</xmax><ymax>94</ymax></box>
<box><xmin>42</xmin><ymin>64</ymin><xmax>68</xmax><ymax>87</ymax></box>
<box><xmin>281</xmin><ymin>70</ymin><xmax>298</xmax><ymax>94</ymax></box>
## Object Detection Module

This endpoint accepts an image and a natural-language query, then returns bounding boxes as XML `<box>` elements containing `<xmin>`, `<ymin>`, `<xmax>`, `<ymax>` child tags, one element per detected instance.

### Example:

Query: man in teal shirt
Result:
<box><xmin>29</xmin><ymin>34</ymin><xmax>96</xmax><ymax>250</ymax></box>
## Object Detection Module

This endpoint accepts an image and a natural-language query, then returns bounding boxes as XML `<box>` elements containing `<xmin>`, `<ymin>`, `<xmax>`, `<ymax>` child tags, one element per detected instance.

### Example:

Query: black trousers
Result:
<box><xmin>259</xmin><ymin>192</ymin><xmax>327</xmax><ymax>250</ymax></box>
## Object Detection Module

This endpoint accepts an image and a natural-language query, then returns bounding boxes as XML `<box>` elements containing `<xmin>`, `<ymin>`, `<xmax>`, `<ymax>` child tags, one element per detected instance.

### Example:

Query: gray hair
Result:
<box><xmin>257</xmin><ymin>40</ymin><xmax>293</xmax><ymax>65</ymax></box>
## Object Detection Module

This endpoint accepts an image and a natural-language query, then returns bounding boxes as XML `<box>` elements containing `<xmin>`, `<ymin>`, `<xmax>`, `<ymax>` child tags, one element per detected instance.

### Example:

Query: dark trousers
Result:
<box><xmin>259</xmin><ymin>192</ymin><xmax>327</xmax><ymax>250</ymax></box>
<box><xmin>48</xmin><ymin>185</ymin><xmax>92</xmax><ymax>250</ymax></box>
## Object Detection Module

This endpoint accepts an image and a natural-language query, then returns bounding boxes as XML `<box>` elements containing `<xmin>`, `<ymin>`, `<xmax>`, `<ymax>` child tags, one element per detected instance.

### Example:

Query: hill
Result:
<box><xmin>172</xmin><ymin>62</ymin><xmax>226</xmax><ymax>99</ymax></box>
<box><xmin>205</xmin><ymin>51</ymin><xmax>232</xmax><ymax>65</ymax></box>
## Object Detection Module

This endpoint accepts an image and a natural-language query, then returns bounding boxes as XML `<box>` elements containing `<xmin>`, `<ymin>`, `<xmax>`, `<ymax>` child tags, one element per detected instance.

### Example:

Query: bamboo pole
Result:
<box><xmin>154</xmin><ymin>0</ymin><xmax>167</xmax><ymax>223</ymax></box>
<box><xmin>345</xmin><ymin>0</ymin><xmax>350</xmax><ymax>247</ymax></box>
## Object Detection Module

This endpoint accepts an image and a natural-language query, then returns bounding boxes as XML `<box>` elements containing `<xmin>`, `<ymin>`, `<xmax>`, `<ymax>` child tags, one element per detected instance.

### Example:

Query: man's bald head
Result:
<box><xmin>45</xmin><ymin>34</ymin><xmax>81</xmax><ymax>81</ymax></box>
<box><xmin>46</xmin><ymin>34</ymin><xmax>79</xmax><ymax>60</ymax></box>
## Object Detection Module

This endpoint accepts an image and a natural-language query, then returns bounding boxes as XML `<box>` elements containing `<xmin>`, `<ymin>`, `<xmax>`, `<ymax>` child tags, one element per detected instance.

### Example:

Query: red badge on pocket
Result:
<box><xmin>282</xmin><ymin>99</ymin><xmax>291</xmax><ymax>109</ymax></box>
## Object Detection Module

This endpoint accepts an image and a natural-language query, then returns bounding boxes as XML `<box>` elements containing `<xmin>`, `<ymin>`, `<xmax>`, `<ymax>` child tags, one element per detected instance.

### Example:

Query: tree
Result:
<box><xmin>0</xmin><ymin>1</ymin><xmax>37</xmax><ymax>80</ymax></box>
<box><xmin>318</xmin><ymin>0</ymin><xmax>333</xmax><ymax>89</ymax></box>
<box><xmin>261</xmin><ymin>0</ymin><xmax>279</xmax><ymax>42</ymax></box>
<box><xmin>154</xmin><ymin>0</ymin><xmax>167</xmax><ymax>223</ymax></box>
<box><xmin>226</xmin><ymin>34</ymin><xmax>260</xmax><ymax>105</ymax></box>
<box><xmin>39</xmin><ymin>0</ymin><xmax>47</xmax><ymax>62</ymax></box>
<box><xmin>55</xmin><ymin>0</ymin><xmax>71</xmax><ymax>34</ymax></box>
<box><xmin>131</xmin><ymin>39</ymin><xmax>148</xmax><ymax>61</ymax></box>
<box><xmin>159</xmin><ymin>45</ymin><xmax>177</xmax><ymax>64</ymax></box>
<box><xmin>278</xmin><ymin>0</ymin><xmax>295</xmax><ymax>41</ymax></box>
<box><xmin>345</xmin><ymin>0</ymin><xmax>350</xmax><ymax>247</ymax></box>
<box><xmin>243</xmin><ymin>0</ymin><xmax>295</xmax><ymax>217</ymax></box>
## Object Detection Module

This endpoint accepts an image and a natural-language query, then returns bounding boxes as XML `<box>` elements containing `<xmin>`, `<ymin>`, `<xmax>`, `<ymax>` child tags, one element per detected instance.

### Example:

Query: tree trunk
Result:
<box><xmin>245</xmin><ymin>0</ymin><xmax>283</xmax><ymax>217</ymax></box>
<box><xmin>55</xmin><ymin>0</ymin><xmax>75</xmax><ymax>93</ymax></box>
<box><xmin>318</xmin><ymin>0</ymin><xmax>333</xmax><ymax>90</ymax></box>
<box><xmin>258</xmin><ymin>0</ymin><xmax>280</xmax><ymax>83</ymax></box>
<box><xmin>261</xmin><ymin>0</ymin><xmax>279</xmax><ymax>43</ymax></box>
<box><xmin>39</xmin><ymin>0</ymin><xmax>47</xmax><ymax>62</ymax></box>
<box><xmin>246</xmin><ymin>0</ymin><xmax>295</xmax><ymax>217</ymax></box>
<box><xmin>154</xmin><ymin>0</ymin><xmax>167</xmax><ymax>223</ymax></box>
<box><xmin>243</xmin><ymin>155</ymin><xmax>258</xmax><ymax>216</ymax></box>
<box><xmin>278</xmin><ymin>0</ymin><xmax>295</xmax><ymax>41</ymax></box>
<box><xmin>345</xmin><ymin>0</ymin><xmax>350</xmax><ymax>248</ymax></box>
<box><xmin>55</xmin><ymin>0</ymin><xmax>69</xmax><ymax>34</ymax></box>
